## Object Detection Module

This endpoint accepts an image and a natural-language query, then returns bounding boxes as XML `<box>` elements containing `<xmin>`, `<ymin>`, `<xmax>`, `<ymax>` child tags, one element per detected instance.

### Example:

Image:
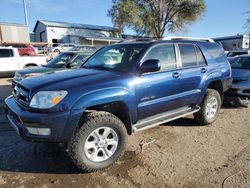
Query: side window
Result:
<box><xmin>179</xmin><ymin>44</ymin><xmax>197</xmax><ymax>67</ymax></box>
<box><xmin>202</xmin><ymin>43</ymin><xmax>227</xmax><ymax>63</ymax></box>
<box><xmin>70</xmin><ymin>55</ymin><xmax>86</xmax><ymax>67</ymax></box>
<box><xmin>143</xmin><ymin>44</ymin><xmax>177</xmax><ymax>71</ymax></box>
<box><xmin>0</xmin><ymin>49</ymin><xmax>14</xmax><ymax>57</ymax></box>
<box><xmin>195</xmin><ymin>46</ymin><xmax>206</xmax><ymax>65</ymax></box>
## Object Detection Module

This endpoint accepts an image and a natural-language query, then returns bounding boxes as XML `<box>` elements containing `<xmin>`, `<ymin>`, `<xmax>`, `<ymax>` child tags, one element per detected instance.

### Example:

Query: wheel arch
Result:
<box><xmin>207</xmin><ymin>80</ymin><xmax>224</xmax><ymax>100</ymax></box>
<box><xmin>23</xmin><ymin>63</ymin><xmax>38</xmax><ymax>68</ymax></box>
<box><xmin>84</xmin><ymin>101</ymin><xmax>132</xmax><ymax>135</ymax></box>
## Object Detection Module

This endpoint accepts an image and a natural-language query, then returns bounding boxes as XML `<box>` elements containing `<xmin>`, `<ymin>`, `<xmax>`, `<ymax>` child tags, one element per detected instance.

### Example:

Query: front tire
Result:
<box><xmin>68</xmin><ymin>111</ymin><xmax>127</xmax><ymax>172</ymax></box>
<box><xmin>194</xmin><ymin>89</ymin><xmax>221</xmax><ymax>125</ymax></box>
<box><xmin>230</xmin><ymin>97</ymin><xmax>248</xmax><ymax>108</ymax></box>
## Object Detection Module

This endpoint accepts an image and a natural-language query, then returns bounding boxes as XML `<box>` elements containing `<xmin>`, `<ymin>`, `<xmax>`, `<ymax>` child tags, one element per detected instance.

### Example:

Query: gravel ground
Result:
<box><xmin>0</xmin><ymin>78</ymin><xmax>249</xmax><ymax>188</ymax></box>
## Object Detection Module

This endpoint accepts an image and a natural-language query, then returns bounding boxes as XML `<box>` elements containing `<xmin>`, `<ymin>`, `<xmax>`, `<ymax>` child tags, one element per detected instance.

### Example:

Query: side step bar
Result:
<box><xmin>132</xmin><ymin>106</ymin><xmax>200</xmax><ymax>132</ymax></box>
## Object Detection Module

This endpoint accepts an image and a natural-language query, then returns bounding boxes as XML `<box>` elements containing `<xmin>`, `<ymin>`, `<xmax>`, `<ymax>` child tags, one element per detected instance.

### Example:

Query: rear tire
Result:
<box><xmin>68</xmin><ymin>111</ymin><xmax>127</xmax><ymax>172</ymax></box>
<box><xmin>194</xmin><ymin>89</ymin><xmax>221</xmax><ymax>125</ymax></box>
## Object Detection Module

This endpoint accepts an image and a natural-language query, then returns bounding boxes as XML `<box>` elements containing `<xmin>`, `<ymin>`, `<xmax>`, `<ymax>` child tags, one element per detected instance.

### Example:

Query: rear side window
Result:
<box><xmin>195</xmin><ymin>46</ymin><xmax>206</xmax><ymax>65</ymax></box>
<box><xmin>0</xmin><ymin>49</ymin><xmax>14</xmax><ymax>57</ymax></box>
<box><xmin>203</xmin><ymin>43</ymin><xmax>227</xmax><ymax>63</ymax></box>
<box><xmin>143</xmin><ymin>44</ymin><xmax>177</xmax><ymax>71</ymax></box>
<box><xmin>178</xmin><ymin>44</ymin><xmax>197</xmax><ymax>67</ymax></box>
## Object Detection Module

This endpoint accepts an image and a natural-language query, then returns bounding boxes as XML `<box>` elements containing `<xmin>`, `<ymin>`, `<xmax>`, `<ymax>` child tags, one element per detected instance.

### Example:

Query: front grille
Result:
<box><xmin>227</xmin><ymin>88</ymin><xmax>238</xmax><ymax>93</ymax></box>
<box><xmin>243</xmin><ymin>89</ymin><xmax>250</xmax><ymax>94</ymax></box>
<box><xmin>13</xmin><ymin>85</ymin><xmax>30</xmax><ymax>108</ymax></box>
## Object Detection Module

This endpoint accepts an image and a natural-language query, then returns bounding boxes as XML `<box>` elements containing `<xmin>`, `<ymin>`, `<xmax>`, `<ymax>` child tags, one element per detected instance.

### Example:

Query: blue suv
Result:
<box><xmin>5</xmin><ymin>37</ymin><xmax>232</xmax><ymax>172</ymax></box>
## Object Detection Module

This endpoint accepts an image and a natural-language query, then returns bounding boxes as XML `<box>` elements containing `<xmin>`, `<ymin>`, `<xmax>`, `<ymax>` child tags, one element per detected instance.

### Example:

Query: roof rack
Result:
<box><xmin>117</xmin><ymin>38</ymin><xmax>155</xmax><ymax>43</ymax></box>
<box><xmin>162</xmin><ymin>36</ymin><xmax>214</xmax><ymax>42</ymax></box>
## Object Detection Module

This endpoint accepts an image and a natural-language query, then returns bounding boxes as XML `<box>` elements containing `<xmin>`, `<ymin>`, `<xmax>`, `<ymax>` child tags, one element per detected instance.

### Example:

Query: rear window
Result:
<box><xmin>0</xmin><ymin>49</ymin><xmax>14</xmax><ymax>57</ymax></box>
<box><xmin>202</xmin><ymin>43</ymin><xmax>227</xmax><ymax>63</ymax></box>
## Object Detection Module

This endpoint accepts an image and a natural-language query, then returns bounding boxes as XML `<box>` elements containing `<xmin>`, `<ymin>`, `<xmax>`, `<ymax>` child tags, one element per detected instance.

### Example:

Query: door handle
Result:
<box><xmin>172</xmin><ymin>72</ymin><xmax>180</xmax><ymax>78</ymax></box>
<box><xmin>201</xmin><ymin>68</ymin><xmax>207</xmax><ymax>73</ymax></box>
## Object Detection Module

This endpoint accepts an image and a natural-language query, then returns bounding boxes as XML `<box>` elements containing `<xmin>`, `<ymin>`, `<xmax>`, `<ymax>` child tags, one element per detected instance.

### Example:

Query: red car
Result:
<box><xmin>3</xmin><ymin>43</ymin><xmax>37</xmax><ymax>56</ymax></box>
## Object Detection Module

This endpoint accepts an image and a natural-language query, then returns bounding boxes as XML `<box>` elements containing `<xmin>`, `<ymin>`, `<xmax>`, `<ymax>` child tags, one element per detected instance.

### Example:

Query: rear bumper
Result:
<box><xmin>4</xmin><ymin>96</ymin><xmax>81</xmax><ymax>142</ymax></box>
<box><xmin>222</xmin><ymin>77</ymin><xmax>233</xmax><ymax>92</ymax></box>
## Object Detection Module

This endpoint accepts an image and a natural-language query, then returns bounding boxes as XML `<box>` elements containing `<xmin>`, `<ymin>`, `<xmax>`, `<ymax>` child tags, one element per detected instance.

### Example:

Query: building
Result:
<box><xmin>213</xmin><ymin>34</ymin><xmax>250</xmax><ymax>51</ymax></box>
<box><xmin>32</xmin><ymin>20</ymin><xmax>121</xmax><ymax>46</ymax></box>
<box><xmin>0</xmin><ymin>22</ymin><xmax>30</xmax><ymax>43</ymax></box>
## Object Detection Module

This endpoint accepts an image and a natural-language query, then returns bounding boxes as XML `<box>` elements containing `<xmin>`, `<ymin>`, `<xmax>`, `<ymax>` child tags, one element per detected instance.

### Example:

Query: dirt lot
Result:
<box><xmin>0</xmin><ymin>78</ymin><xmax>249</xmax><ymax>188</ymax></box>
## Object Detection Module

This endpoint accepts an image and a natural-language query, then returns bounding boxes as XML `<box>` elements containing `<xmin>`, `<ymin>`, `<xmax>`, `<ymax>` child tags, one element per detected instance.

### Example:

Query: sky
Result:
<box><xmin>0</xmin><ymin>0</ymin><xmax>249</xmax><ymax>38</ymax></box>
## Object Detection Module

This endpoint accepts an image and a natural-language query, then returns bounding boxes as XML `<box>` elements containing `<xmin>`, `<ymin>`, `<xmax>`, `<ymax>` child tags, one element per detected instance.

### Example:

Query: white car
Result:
<box><xmin>0</xmin><ymin>47</ymin><xmax>47</xmax><ymax>76</ymax></box>
<box><xmin>50</xmin><ymin>43</ymin><xmax>76</xmax><ymax>53</ymax></box>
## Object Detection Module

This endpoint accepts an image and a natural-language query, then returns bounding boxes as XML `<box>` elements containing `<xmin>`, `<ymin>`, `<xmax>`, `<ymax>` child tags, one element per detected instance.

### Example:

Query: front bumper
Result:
<box><xmin>224</xmin><ymin>80</ymin><xmax>250</xmax><ymax>107</ymax></box>
<box><xmin>4</xmin><ymin>96</ymin><xmax>81</xmax><ymax>142</ymax></box>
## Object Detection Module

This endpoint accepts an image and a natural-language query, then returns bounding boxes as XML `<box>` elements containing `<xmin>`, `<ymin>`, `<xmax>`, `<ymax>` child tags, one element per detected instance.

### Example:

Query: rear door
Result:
<box><xmin>0</xmin><ymin>49</ymin><xmax>18</xmax><ymax>72</ymax></box>
<box><xmin>135</xmin><ymin>43</ymin><xmax>184</xmax><ymax>119</ymax></box>
<box><xmin>177</xmin><ymin>43</ymin><xmax>207</xmax><ymax>106</ymax></box>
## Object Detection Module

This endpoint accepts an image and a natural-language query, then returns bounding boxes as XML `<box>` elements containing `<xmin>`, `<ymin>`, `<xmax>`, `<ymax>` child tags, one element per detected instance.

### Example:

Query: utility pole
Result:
<box><xmin>23</xmin><ymin>0</ymin><xmax>29</xmax><ymax>26</ymax></box>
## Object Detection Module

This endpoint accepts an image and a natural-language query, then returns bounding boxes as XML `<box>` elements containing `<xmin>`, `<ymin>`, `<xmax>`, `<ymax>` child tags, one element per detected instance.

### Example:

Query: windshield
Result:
<box><xmin>230</xmin><ymin>56</ymin><xmax>250</xmax><ymax>69</ymax></box>
<box><xmin>83</xmin><ymin>44</ymin><xmax>146</xmax><ymax>72</ymax></box>
<box><xmin>47</xmin><ymin>52</ymin><xmax>75</xmax><ymax>68</ymax></box>
<box><xmin>227</xmin><ymin>51</ymin><xmax>247</xmax><ymax>57</ymax></box>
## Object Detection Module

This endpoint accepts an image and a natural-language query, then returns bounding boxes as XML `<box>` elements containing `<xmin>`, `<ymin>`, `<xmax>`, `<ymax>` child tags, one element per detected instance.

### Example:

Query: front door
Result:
<box><xmin>135</xmin><ymin>43</ymin><xmax>183</xmax><ymax>120</ymax></box>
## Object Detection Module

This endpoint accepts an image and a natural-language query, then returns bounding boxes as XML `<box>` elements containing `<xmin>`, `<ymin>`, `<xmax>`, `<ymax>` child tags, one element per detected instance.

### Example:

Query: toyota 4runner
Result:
<box><xmin>5</xmin><ymin>37</ymin><xmax>232</xmax><ymax>172</ymax></box>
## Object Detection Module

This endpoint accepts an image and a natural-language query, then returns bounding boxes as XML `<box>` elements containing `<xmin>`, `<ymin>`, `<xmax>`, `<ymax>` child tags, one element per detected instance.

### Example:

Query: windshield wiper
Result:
<box><xmin>88</xmin><ymin>66</ymin><xmax>113</xmax><ymax>71</ymax></box>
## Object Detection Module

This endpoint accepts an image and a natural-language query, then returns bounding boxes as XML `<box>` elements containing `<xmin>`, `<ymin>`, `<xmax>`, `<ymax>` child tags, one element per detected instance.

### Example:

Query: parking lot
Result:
<box><xmin>0</xmin><ymin>77</ymin><xmax>249</xmax><ymax>187</ymax></box>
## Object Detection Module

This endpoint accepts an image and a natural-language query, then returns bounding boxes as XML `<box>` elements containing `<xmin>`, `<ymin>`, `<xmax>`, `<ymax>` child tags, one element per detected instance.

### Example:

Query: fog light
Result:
<box><xmin>27</xmin><ymin>127</ymin><xmax>51</xmax><ymax>136</ymax></box>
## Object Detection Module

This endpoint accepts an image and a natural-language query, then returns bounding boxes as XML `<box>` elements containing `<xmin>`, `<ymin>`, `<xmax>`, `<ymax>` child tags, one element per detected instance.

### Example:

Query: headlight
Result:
<box><xmin>30</xmin><ymin>91</ymin><xmax>68</xmax><ymax>109</ymax></box>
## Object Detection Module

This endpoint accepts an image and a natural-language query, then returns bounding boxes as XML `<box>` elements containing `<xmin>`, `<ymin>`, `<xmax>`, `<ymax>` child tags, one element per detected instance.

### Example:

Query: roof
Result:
<box><xmin>33</xmin><ymin>20</ymin><xmax>119</xmax><ymax>32</ymax></box>
<box><xmin>118</xmin><ymin>37</ymin><xmax>215</xmax><ymax>44</ymax></box>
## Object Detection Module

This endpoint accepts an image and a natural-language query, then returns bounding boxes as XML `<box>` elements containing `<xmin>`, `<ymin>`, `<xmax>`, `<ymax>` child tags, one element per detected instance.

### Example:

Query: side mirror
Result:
<box><xmin>140</xmin><ymin>59</ymin><xmax>161</xmax><ymax>74</ymax></box>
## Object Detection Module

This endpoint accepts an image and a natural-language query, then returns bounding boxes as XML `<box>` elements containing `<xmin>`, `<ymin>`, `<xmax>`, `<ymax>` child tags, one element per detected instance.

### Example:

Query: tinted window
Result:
<box><xmin>70</xmin><ymin>55</ymin><xmax>88</xmax><ymax>68</ymax></box>
<box><xmin>143</xmin><ymin>44</ymin><xmax>177</xmax><ymax>71</ymax></box>
<box><xmin>195</xmin><ymin>46</ymin><xmax>206</xmax><ymax>65</ymax></box>
<box><xmin>203</xmin><ymin>43</ymin><xmax>227</xmax><ymax>63</ymax></box>
<box><xmin>230</xmin><ymin>56</ymin><xmax>250</xmax><ymax>69</ymax></box>
<box><xmin>227</xmin><ymin>51</ymin><xmax>247</xmax><ymax>57</ymax></box>
<box><xmin>0</xmin><ymin>49</ymin><xmax>14</xmax><ymax>57</ymax></box>
<box><xmin>179</xmin><ymin>44</ymin><xmax>197</xmax><ymax>67</ymax></box>
<box><xmin>47</xmin><ymin>52</ymin><xmax>75</xmax><ymax>68</ymax></box>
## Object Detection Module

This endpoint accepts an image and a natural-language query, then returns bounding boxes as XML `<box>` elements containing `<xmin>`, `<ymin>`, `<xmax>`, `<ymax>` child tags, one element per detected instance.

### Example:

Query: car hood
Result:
<box><xmin>17</xmin><ymin>66</ymin><xmax>65</xmax><ymax>76</ymax></box>
<box><xmin>19</xmin><ymin>68</ymin><xmax>121</xmax><ymax>93</ymax></box>
<box><xmin>232</xmin><ymin>68</ymin><xmax>250</xmax><ymax>81</ymax></box>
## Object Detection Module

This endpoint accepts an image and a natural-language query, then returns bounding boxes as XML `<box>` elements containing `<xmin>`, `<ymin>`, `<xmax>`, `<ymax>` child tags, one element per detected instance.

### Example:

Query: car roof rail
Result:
<box><xmin>117</xmin><ymin>38</ymin><xmax>155</xmax><ymax>43</ymax></box>
<box><xmin>162</xmin><ymin>36</ymin><xmax>215</xmax><ymax>42</ymax></box>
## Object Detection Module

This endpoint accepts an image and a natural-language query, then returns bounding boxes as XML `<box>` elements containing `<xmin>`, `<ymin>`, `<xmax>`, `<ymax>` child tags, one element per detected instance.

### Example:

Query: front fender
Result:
<box><xmin>71</xmin><ymin>87</ymin><xmax>137</xmax><ymax>122</ymax></box>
